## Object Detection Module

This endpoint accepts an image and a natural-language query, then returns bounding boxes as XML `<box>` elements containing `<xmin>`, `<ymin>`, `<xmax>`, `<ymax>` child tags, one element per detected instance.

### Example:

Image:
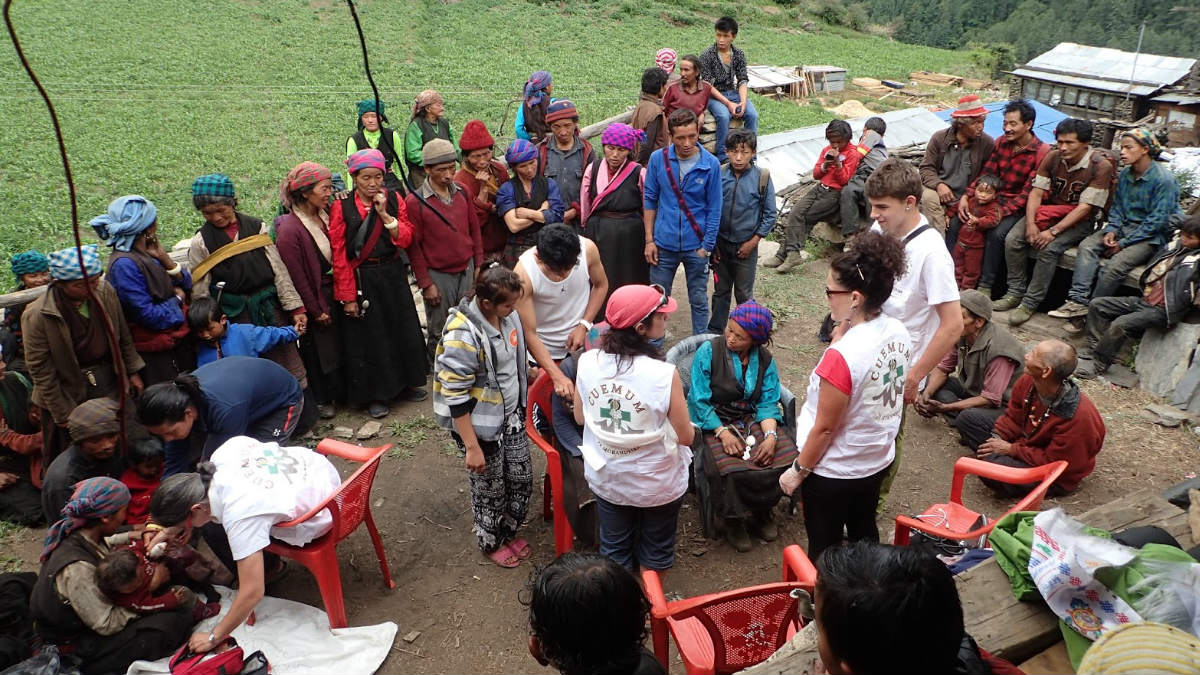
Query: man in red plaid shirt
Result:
<box><xmin>952</xmin><ymin>100</ymin><xmax>1049</xmax><ymax>297</ymax></box>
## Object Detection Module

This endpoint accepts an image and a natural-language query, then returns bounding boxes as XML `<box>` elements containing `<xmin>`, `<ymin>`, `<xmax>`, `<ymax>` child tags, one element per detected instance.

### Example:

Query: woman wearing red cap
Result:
<box><xmin>456</xmin><ymin>121</ymin><xmax>511</xmax><ymax>261</ymax></box>
<box><xmin>572</xmin><ymin>284</ymin><xmax>695</xmax><ymax>575</ymax></box>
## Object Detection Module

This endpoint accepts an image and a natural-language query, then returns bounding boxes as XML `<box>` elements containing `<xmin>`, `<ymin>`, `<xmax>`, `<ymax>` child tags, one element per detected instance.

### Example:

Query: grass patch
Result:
<box><xmin>386</xmin><ymin>414</ymin><xmax>440</xmax><ymax>456</ymax></box>
<box><xmin>0</xmin><ymin>0</ymin><xmax>971</xmax><ymax>260</ymax></box>
<box><xmin>0</xmin><ymin>521</ymin><xmax>29</xmax><ymax>572</ymax></box>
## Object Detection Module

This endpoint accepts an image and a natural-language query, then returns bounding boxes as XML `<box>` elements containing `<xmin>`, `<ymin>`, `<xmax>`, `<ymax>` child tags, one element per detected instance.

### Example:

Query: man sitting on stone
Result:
<box><xmin>1077</xmin><ymin>214</ymin><xmax>1200</xmax><ymax>379</ymax></box>
<box><xmin>995</xmin><ymin>118</ymin><xmax>1114</xmax><ymax>326</ymax></box>
<box><xmin>916</xmin><ymin>290</ymin><xmax>1024</xmax><ymax>440</ymax></box>
<box><xmin>1049</xmin><ymin>128</ymin><xmax>1183</xmax><ymax>319</ymax></box>
<box><xmin>955</xmin><ymin>339</ymin><xmax>1105</xmax><ymax>498</ymax></box>
<box><xmin>918</xmin><ymin>95</ymin><xmax>994</xmax><ymax>234</ymax></box>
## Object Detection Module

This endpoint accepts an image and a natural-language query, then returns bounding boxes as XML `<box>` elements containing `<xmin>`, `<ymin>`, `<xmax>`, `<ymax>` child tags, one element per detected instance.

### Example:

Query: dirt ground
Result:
<box><xmin>6</xmin><ymin>253</ymin><xmax>1198</xmax><ymax>674</ymax></box>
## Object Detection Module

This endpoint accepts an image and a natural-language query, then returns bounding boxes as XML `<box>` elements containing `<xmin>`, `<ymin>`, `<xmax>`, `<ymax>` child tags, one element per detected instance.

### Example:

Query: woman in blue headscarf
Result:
<box><xmin>2</xmin><ymin>250</ymin><xmax>51</xmax><ymax>372</ymax></box>
<box><xmin>687</xmin><ymin>299</ymin><xmax>796</xmax><ymax>553</ymax></box>
<box><xmin>91</xmin><ymin>195</ymin><xmax>195</xmax><ymax>385</ymax></box>
<box><xmin>31</xmin><ymin>477</ymin><xmax>195</xmax><ymax>674</ymax></box>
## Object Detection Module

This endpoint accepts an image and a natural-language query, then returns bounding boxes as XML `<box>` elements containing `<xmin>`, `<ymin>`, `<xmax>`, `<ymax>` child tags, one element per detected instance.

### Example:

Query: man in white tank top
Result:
<box><xmin>515</xmin><ymin>224</ymin><xmax>609</xmax><ymax>398</ymax></box>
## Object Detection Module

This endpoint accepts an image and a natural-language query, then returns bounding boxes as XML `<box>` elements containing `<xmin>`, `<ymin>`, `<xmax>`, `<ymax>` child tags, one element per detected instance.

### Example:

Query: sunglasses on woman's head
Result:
<box><xmin>638</xmin><ymin>284</ymin><xmax>670</xmax><ymax>325</ymax></box>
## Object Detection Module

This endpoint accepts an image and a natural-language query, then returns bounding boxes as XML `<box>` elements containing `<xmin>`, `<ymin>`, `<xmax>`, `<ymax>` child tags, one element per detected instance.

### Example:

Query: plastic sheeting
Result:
<box><xmin>126</xmin><ymin>588</ymin><xmax>398</xmax><ymax>675</ymax></box>
<box><xmin>933</xmin><ymin>98</ymin><xmax>1068</xmax><ymax>146</ymax></box>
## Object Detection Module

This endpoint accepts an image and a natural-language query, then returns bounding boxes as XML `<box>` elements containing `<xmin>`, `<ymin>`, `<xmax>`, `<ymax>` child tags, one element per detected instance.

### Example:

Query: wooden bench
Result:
<box><xmin>742</xmin><ymin>490</ymin><xmax>1193</xmax><ymax>673</ymax></box>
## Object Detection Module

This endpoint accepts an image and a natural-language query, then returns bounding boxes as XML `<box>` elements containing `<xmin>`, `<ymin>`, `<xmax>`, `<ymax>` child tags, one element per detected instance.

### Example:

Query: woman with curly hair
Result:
<box><xmin>778</xmin><ymin>231</ymin><xmax>911</xmax><ymax>561</ymax></box>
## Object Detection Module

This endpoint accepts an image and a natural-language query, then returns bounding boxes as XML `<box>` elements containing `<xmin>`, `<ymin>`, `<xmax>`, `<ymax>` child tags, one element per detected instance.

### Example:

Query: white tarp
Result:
<box><xmin>126</xmin><ymin>588</ymin><xmax>398</xmax><ymax>675</ymax></box>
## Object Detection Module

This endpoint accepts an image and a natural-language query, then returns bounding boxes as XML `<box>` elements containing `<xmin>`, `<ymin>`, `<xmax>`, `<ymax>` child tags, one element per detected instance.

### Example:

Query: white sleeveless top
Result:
<box><xmin>795</xmin><ymin>315</ymin><xmax>911</xmax><ymax>479</ymax></box>
<box><xmin>518</xmin><ymin>240</ymin><xmax>591</xmax><ymax>359</ymax></box>
<box><xmin>576</xmin><ymin>350</ymin><xmax>692</xmax><ymax>507</ymax></box>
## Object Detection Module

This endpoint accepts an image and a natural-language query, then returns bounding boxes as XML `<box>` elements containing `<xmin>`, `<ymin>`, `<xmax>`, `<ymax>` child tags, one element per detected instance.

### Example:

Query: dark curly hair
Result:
<box><xmin>526</xmin><ymin>552</ymin><xmax>650</xmax><ymax>675</ymax></box>
<box><xmin>830</xmin><ymin>230</ymin><xmax>906</xmax><ymax>313</ymax></box>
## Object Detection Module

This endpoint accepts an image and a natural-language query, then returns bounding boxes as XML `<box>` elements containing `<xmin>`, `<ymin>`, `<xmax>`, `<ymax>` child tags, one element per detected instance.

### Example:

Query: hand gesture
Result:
<box><xmin>343</xmin><ymin>301</ymin><xmax>360</xmax><ymax>318</ymax></box>
<box><xmin>936</xmin><ymin>183</ymin><xmax>955</xmax><ymax>204</ymax></box>
<box><xmin>719</xmin><ymin>429</ymin><xmax>745</xmax><ymax>457</ymax></box>
<box><xmin>292</xmin><ymin>313</ymin><xmax>307</xmax><ymax>336</ymax></box>
<box><xmin>422</xmin><ymin>285</ymin><xmax>442</xmax><ymax>307</ymax></box>
<box><xmin>465</xmin><ymin>445</ymin><xmax>486</xmax><ymax>473</ymax></box>
<box><xmin>644</xmin><ymin>241</ymin><xmax>658</xmax><ymax>265</ymax></box>
<box><xmin>752</xmin><ymin>434</ymin><xmax>775</xmax><ymax>466</ymax></box>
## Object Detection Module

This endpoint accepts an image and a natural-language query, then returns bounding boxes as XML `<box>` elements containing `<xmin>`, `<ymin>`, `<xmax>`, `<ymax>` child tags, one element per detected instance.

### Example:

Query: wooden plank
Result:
<box><xmin>745</xmin><ymin>491</ymin><xmax>1191</xmax><ymax>674</ymax></box>
<box><xmin>0</xmin><ymin>248</ymin><xmax>190</xmax><ymax>310</ymax></box>
<box><xmin>1018</xmin><ymin>642</ymin><xmax>1074</xmax><ymax>674</ymax></box>
<box><xmin>579</xmin><ymin>109</ymin><xmax>633</xmax><ymax>142</ymax></box>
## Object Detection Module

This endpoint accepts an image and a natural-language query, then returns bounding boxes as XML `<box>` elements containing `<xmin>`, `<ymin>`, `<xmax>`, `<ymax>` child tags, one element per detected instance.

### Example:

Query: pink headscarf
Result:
<box><xmin>600</xmin><ymin>123</ymin><xmax>646</xmax><ymax>152</ymax></box>
<box><xmin>345</xmin><ymin>149</ymin><xmax>386</xmax><ymax>174</ymax></box>
<box><xmin>655</xmin><ymin>48</ymin><xmax>677</xmax><ymax>74</ymax></box>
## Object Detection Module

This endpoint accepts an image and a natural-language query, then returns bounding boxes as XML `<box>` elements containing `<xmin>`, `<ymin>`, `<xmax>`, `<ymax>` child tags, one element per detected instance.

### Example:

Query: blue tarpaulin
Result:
<box><xmin>934</xmin><ymin>99</ymin><xmax>1068</xmax><ymax>145</ymax></box>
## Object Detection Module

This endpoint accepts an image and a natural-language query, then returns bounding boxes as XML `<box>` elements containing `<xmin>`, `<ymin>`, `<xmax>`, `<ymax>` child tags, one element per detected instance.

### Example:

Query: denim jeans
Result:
<box><xmin>1084</xmin><ymin>295</ymin><xmax>1166</xmax><ymax>365</ymax></box>
<box><xmin>707</xmin><ymin>240</ymin><xmax>757</xmax><ymax>333</ymax></box>
<box><xmin>1067</xmin><ymin>230</ymin><xmax>1158</xmax><ymax>303</ymax></box>
<box><xmin>1004</xmin><ymin>220</ymin><xmax>1091</xmax><ymax>310</ymax></box>
<box><xmin>595</xmin><ymin>495</ymin><xmax>684</xmax><ymax>572</ymax></box>
<box><xmin>650</xmin><ymin>246</ymin><xmax>711</xmax><ymax>335</ymax></box>
<box><xmin>707</xmin><ymin>91</ymin><xmax>759</xmax><ymax>161</ymax></box>
<box><xmin>979</xmin><ymin>213</ymin><xmax>1023</xmax><ymax>290</ymax></box>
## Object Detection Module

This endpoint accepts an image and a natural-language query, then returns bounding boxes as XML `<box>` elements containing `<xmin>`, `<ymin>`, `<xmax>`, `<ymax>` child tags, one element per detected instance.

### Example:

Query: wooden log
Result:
<box><xmin>579</xmin><ymin>109</ymin><xmax>634</xmax><ymax>141</ymax></box>
<box><xmin>0</xmin><ymin>248</ymin><xmax>189</xmax><ymax>310</ymax></box>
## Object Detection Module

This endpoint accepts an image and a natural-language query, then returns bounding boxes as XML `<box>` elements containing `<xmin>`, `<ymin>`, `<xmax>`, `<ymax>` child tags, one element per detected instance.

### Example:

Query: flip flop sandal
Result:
<box><xmin>507</xmin><ymin>538</ymin><xmax>533</xmax><ymax>560</ymax></box>
<box><xmin>487</xmin><ymin>547</ymin><xmax>520</xmax><ymax>568</ymax></box>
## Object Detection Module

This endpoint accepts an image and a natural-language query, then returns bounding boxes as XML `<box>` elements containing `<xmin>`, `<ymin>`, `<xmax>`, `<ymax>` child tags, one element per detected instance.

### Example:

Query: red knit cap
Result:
<box><xmin>458</xmin><ymin>119</ymin><xmax>495</xmax><ymax>153</ymax></box>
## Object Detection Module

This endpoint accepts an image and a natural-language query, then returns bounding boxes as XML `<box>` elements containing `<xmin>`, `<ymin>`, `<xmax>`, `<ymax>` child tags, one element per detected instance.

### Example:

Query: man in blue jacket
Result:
<box><xmin>643</xmin><ymin>109</ymin><xmax>724</xmax><ymax>335</ymax></box>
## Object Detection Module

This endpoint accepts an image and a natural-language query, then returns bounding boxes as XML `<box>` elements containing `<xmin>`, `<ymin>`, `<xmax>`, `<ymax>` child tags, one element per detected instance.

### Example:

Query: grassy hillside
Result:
<box><xmin>0</xmin><ymin>0</ymin><xmax>974</xmax><ymax>260</ymax></box>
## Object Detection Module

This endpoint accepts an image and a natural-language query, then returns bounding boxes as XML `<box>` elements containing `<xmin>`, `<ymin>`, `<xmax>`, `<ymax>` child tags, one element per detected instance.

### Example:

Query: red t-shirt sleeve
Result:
<box><xmin>815</xmin><ymin>348</ymin><xmax>852</xmax><ymax>396</ymax></box>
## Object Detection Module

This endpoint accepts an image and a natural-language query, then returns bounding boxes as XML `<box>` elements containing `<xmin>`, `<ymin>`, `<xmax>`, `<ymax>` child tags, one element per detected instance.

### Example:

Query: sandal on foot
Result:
<box><xmin>507</xmin><ymin>538</ymin><xmax>532</xmax><ymax>560</ymax></box>
<box><xmin>486</xmin><ymin>547</ymin><xmax>520</xmax><ymax>568</ymax></box>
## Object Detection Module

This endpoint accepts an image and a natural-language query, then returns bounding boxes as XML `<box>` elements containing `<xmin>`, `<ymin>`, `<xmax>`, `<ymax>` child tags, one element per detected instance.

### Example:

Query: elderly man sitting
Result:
<box><xmin>954</xmin><ymin>339</ymin><xmax>1105</xmax><ymax>497</ymax></box>
<box><xmin>916</xmin><ymin>290</ymin><xmax>1024</xmax><ymax>436</ymax></box>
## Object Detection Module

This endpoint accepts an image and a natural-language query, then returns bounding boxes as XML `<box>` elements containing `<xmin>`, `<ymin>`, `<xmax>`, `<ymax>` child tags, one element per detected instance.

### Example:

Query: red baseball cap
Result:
<box><xmin>605</xmin><ymin>284</ymin><xmax>677</xmax><ymax>329</ymax></box>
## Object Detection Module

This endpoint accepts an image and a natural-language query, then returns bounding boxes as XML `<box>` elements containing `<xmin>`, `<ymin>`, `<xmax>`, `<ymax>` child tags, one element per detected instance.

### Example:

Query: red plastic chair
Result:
<box><xmin>893</xmin><ymin>457</ymin><xmax>1068</xmax><ymax>546</ymax></box>
<box><xmin>526</xmin><ymin>373</ymin><xmax>574</xmax><ymax>556</ymax></box>
<box><xmin>642</xmin><ymin>545</ymin><xmax>817</xmax><ymax>674</ymax></box>
<box><xmin>263</xmin><ymin>438</ymin><xmax>396</xmax><ymax>628</ymax></box>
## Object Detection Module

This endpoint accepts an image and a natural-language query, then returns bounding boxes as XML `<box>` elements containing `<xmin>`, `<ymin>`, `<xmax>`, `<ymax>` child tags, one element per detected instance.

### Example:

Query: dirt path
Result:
<box><xmin>5</xmin><ymin>255</ymin><xmax>1196</xmax><ymax>674</ymax></box>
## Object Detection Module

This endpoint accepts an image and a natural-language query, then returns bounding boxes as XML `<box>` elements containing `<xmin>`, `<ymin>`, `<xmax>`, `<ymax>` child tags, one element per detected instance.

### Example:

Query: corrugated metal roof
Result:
<box><xmin>756</xmin><ymin>107</ymin><xmax>948</xmax><ymax>201</ymax></box>
<box><xmin>1013</xmin><ymin>42</ymin><xmax>1195</xmax><ymax>96</ymax></box>
<box><xmin>747</xmin><ymin>65</ymin><xmax>804</xmax><ymax>90</ymax></box>
<box><xmin>1152</xmin><ymin>92</ymin><xmax>1200</xmax><ymax>106</ymax></box>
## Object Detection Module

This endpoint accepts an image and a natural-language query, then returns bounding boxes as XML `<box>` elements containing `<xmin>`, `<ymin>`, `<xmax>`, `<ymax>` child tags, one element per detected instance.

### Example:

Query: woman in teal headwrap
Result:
<box><xmin>91</xmin><ymin>195</ymin><xmax>195</xmax><ymax>385</ymax></box>
<box><xmin>31</xmin><ymin>477</ymin><xmax>195</xmax><ymax>674</ymax></box>
<box><xmin>346</xmin><ymin>99</ymin><xmax>407</xmax><ymax>194</ymax></box>
<box><xmin>3</xmin><ymin>250</ymin><xmax>51</xmax><ymax>372</ymax></box>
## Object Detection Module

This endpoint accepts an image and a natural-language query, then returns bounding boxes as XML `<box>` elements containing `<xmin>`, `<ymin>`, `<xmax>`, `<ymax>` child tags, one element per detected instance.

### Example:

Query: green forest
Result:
<box><xmin>856</xmin><ymin>0</ymin><xmax>1200</xmax><ymax>68</ymax></box>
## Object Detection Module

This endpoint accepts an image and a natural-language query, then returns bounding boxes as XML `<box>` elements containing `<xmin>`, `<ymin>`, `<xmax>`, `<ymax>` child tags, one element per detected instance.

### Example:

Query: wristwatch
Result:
<box><xmin>1049</xmin><ymin>226</ymin><xmax>1060</xmax><ymax>237</ymax></box>
<box><xmin>577</xmin><ymin>319</ymin><xmax>593</xmax><ymax>331</ymax></box>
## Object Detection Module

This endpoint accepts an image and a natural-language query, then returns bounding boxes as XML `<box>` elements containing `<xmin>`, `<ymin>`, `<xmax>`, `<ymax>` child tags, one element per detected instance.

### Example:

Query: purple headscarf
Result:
<box><xmin>505</xmin><ymin>139</ymin><xmax>538</xmax><ymax>166</ymax></box>
<box><xmin>523</xmin><ymin>70</ymin><xmax>552</xmax><ymax>107</ymax></box>
<box><xmin>729</xmin><ymin>300</ymin><xmax>774</xmax><ymax>344</ymax></box>
<box><xmin>600</xmin><ymin>123</ymin><xmax>646</xmax><ymax>152</ymax></box>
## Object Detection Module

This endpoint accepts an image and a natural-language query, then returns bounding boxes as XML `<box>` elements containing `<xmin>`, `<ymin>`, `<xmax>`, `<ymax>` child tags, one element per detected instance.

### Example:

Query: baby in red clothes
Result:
<box><xmin>953</xmin><ymin>175</ymin><xmax>1002</xmax><ymax>290</ymax></box>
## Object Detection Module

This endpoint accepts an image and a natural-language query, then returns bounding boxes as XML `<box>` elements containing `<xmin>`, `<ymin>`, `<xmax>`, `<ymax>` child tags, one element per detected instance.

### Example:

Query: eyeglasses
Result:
<box><xmin>824</xmin><ymin>287</ymin><xmax>852</xmax><ymax>297</ymax></box>
<box><xmin>638</xmin><ymin>284</ymin><xmax>670</xmax><ymax>325</ymax></box>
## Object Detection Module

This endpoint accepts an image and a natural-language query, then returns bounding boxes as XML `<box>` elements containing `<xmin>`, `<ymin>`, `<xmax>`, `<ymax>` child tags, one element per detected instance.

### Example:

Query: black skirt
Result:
<box><xmin>300</xmin><ymin>277</ymin><xmax>346</xmax><ymax>405</ymax></box>
<box><xmin>585</xmin><ymin>214</ymin><xmax>649</xmax><ymax>298</ymax></box>
<box><xmin>340</xmin><ymin>257</ymin><xmax>428</xmax><ymax>405</ymax></box>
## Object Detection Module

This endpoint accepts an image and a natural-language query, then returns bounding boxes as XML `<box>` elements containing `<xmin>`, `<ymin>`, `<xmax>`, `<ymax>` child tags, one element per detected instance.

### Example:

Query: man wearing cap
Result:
<box><xmin>22</xmin><ymin>245</ymin><xmax>144</xmax><ymax>467</ymax></box>
<box><xmin>40</xmin><ymin>390</ymin><xmax>127</xmax><ymax>523</ymax></box>
<box><xmin>919</xmin><ymin>95</ymin><xmax>995</xmax><ymax>234</ymax></box>
<box><xmin>407</xmin><ymin>138</ymin><xmax>484</xmax><ymax>359</ymax></box>
<box><xmin>538</xmin><ymin>99</ymin><xmax>593</xmax><ymax>230</ymax></box>
<box><xmin>347</xmin><ymin>99</ymin><xmax>407</xmax><ymax>194</ymax></box>
<box><xmin>3</xmin><ymin>250</ymin><xmax>51</xmax><ymax>373</ymax></box>
<box><xmin>915</xmin><ymin>289</ymin><xmax>1024</xmax><ymax>439</ymax></box>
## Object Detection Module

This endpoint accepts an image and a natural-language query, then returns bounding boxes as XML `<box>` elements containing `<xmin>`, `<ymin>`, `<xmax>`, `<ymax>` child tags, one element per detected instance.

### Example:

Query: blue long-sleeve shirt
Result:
<box><xmin>195</xmin><ymin>322</ymin><xmax>299</xmax><ymax>366</ymax></box>
<box><xmin>644</xmin><ymin>145</ymin><xmax>723</xmax><ymax>253</ymax></box>
<box><xmin>514</xmin><ymin>97</ymin><xmax>559</xmax><ymax>141</ymax></box>
<box><xmin>1103</xmin><ymin>161</ymin><xmax>1182</xmax><ymax>249</ymax></box>
<box><xmin>107</xmin><ymin>256</ymin><xmax>192</xmax><ymax>331</ymax></box>
<box><xmin>194</xmin><ymin>356</ymin><xmax>303</xmax><ymax>457</ymax></box>
<box><xmin>687</xmin><ymin>340</ymin><xmax>782</xmax><ymax>431</ymax></box>
<box><xmin>719</xmin><ymin>164</ymin><xmax>777</xmax><ymax>245</ymax></box>
<box><xmin>495</xmin><ymin>177</ymin><xmax>566</xmax><ymax>225</ymax></box>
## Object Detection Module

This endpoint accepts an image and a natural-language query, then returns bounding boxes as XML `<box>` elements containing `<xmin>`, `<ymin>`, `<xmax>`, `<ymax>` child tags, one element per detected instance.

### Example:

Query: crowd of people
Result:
<box><xmin>0</xmin><ymin>13</ymin><xmax>1192</xmax><ymax>673</ymax></box>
